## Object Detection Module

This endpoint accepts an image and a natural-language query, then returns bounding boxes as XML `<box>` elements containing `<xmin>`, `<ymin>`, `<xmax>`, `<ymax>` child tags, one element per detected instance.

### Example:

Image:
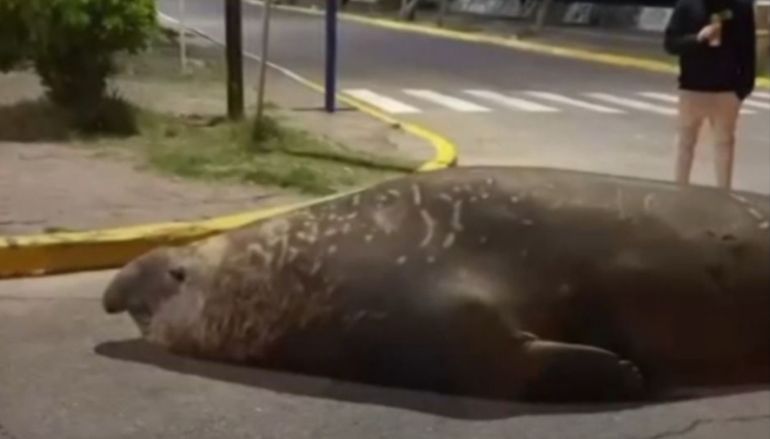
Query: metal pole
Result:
<box><xmin>437</xmin><ymin>0</ymin><xmax>448</xmax><ymax>27</ymax></box>
<box><xmin>225</xmin><ymin>0</ymin><xmax>244</xmax><ymax>120</ymax></box>
<box><xmin>256</xmin><ymin>0</ymin><xmax>272</xmax><ymax>122</ymax></box>
<box><xmin>179</xmin><ymin>0</ymin><xmax>188</xmax><ymax>73</ymax></box>
<box><xmin>325</xmin><ymin>0</ymin><xmax>338</xmax><ymax>113</ymax></box>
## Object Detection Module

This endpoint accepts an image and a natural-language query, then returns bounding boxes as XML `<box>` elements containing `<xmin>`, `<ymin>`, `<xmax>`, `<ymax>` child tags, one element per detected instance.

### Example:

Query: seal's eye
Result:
<box><xmin>169</xmin><ymin>266</ymin><xmax>186</xmax><ymax>283</ymax></box>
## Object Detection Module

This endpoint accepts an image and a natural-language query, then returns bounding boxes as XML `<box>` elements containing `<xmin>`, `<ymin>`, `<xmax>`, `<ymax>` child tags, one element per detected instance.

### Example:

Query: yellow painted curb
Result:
<box><xmin>0</xmin><ymin>12</ymin><xmax>459</xmax><ymax>280</ymax></box>
<box><xmin>250</xmin><ymin>0</ymin><xmax>770</xmax><ymax>90</ymax></box>
<box><xmin>0</xmin><ymin>193</ymin><xmax>356</xmax><ymax>279</ymax></box>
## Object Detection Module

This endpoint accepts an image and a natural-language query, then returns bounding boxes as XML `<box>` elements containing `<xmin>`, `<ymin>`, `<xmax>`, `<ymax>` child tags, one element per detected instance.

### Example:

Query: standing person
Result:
<box><xmin>664</xmin><ymin>0</ymin><xmax>756</xmax><ymax>190</ymax></box>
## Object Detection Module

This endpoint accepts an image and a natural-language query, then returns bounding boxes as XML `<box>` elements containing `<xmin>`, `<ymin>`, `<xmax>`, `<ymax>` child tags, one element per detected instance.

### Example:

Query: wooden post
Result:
<box><xmin>256</xmin><ymin>0</ymin><xmax>272</xmax><ymax>122</ymax></box>
<box><xmin>225</xmin><ymin>0</ymin><xmax>244</xmax><ymax>120</ymax></box>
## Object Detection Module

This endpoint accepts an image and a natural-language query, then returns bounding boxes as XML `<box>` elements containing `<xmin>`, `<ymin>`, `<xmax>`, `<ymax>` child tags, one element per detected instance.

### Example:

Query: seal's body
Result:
<box><xmin>103</xmin><ymin>166</ymin><xmax>770</xmax><ymax>402</ymax></box>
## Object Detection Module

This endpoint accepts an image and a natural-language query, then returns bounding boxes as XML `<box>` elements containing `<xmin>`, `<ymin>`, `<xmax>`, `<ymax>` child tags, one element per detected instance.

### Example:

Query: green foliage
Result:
<box><xmin>0</xmin><ymin>0</ymin><xmax>157</xmax><ymax>132</ymax></box>
<box><xmin>0</xmin><ymin>0</ymin><xmax>31</xmax><ymax>70</ymax></box>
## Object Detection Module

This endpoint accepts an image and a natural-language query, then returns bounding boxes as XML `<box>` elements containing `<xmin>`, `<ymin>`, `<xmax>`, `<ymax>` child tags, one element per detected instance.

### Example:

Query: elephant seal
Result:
<box><xmin>102</xmin><ymin>166</ymin><xmax>770</xmax><ymax>402</ymax></box>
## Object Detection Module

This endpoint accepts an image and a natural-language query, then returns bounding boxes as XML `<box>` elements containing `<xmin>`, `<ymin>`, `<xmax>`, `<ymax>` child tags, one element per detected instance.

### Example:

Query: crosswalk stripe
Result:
<box><xmin>744</xmin><ymin>99</ymin><xmax>770</xmax><ymax>110</ymax></box>
<box><xmin>638</xmin><ymin>92</ymin><xmax>756</xmax><ymax>115</ymax></box>
<box><xmin>523</xmin><ymin>91</ymin><xmax>624</xmax><ymax>113</ymax></box>
<box><xmin>585</xmin><ymin>93</ymin><xmax>676</xmax><ymax>115</ymax></box>
<box><xmin>463</xmin><ymin>90</ymin><xmax>559</xmax><ymax>112</ymax></box>
<box><xmin>751</xmin><ymin>91</ymin><xmax>770</xmax><ymax>100</ymax></box>
<box><xmin>637</xmin><ymin>91</ymin><xmax>678</xmax><ymax>103</ymax></box>
<box><xmin>343</xmin><ymin>89</ymin><xmax>421</xmax><ymax>114</ymax></box>
<box><xmin>403</xmin><ymin>89</ymin><xmax>491</xmax><ymax>112</ymax></box>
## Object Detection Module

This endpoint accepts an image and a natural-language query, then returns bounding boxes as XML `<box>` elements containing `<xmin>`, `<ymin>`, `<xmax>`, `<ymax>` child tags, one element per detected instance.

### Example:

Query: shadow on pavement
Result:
<box><xmin>95</xmin><ymin>339</ymin><xmax>768</xmax><ymax>421</ymax></box>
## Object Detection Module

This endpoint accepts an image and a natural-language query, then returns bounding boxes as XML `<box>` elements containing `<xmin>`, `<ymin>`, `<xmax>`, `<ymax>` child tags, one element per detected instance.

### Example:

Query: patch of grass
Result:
<box><xmin>83</xmin><ymin>110</ymin><xmax>415</xmax><ymax>195</ymax></box>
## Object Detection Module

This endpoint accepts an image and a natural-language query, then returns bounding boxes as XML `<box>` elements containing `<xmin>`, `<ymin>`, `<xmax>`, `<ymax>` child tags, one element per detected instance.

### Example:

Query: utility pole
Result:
<box><xmin>179</xmin><ymin>0</ymin><xmax>188</xmax><ymax>73</ymax></box>
<box><xmin>225</xmin><ymin>0</ymin><xmax>244</xmax><ymax>120</ymax></box>
<box><xmin>436</xmin><ymin>0</ymin><xmax>448</xmax><ymax>27</ymax></box>
<box><xmin>255</xmin><ymin>0</ymin><xmax>272</xmax><ymax>122</ymax></box>
<box><xmin>325</xmin><ymin>0</ymin><xmax>338</xmax><ymax>113</ymax></box>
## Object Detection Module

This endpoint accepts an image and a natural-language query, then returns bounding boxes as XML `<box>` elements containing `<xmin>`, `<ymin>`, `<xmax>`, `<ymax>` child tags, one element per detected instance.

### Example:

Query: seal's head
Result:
<box><xmin>102</xmin><ymin>237</ymin><xmax>228</xmax><ymax>337</ymax></box>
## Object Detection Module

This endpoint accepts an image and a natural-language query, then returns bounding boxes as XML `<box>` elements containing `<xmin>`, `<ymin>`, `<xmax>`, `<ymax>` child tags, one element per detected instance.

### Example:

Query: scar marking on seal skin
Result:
<box><xmin>616</xmin><ymin>189</ymin><xmax>627</xmax><ymax>220</ymax></box>
<box><xmin>396</xmin><ymin>256</ymin><xmax>408</xmax><ymax>265</ymax></box>
<box><xmin>327</xmin><ymin>245</ymin><xmax>338</xmax><ymax>255</ymax></box>
<box><xmin>419</xmin><ymin>209</ymin><xmax>436</xmax><ymax>247</ymax></box>
<box><xmin>341</xmin><ymin>223</ymin><xmax>352</xmax><ymax>234</ymax></box>
<box><xmin>480</xmin><ymin>193</ymin><xmax>490</xmax><ymax>200</ymax></box>
<box><xmin>470</xmin><ymin>196</ymin><xmax>478</xmax><ymax>203</ymax></box>
<box><xmin>521</xmin><ymin>219</ymin><xmax>534</xmax><ymax>226</ymax></box>
<box><xmin>747</xmin><ymin>208</ymin><xmax>765</xmax><ymax>221</ymax></box>
<box><xmin>286</xmin><ymin>247</ymin><xmax>300</xmax><ymax>263</ymax></box>
<box><xmin>485</xmin><ymin>178</ymin><xmax>494</xmax><ymax>186</ymax></box>
<box><xmin>346</xmin><ymin>212</ymin><xmax>358</xmax><ymax>220</ymax></box>
<box><xmin>247</xmin><ymin>243</ymin><xmax>273</xmax><ymax>266</ymax></box>
<box><xmin>412</xmin><ymin>184</ymin><xmax>422</xmax><ymax>206</ymax></box>
<box><xmin>324</xmin><ymin>228</ymin><xmax>337</xmax><ymax>237</ymax></box>
<box><xmin>479</xmin><ymin>236</ymin><xmax>488</xmax><ymax>244</ymax></box>
<box><xmin>451</xmin><ymin>201</ymin><xmax>464</xmax><ymax>231</ymax></box>
<box><xmin>643</xmin><ymin>193</ymin><xmax>655</xmax><ymax>214</ymax></box>
<box><xmin>730</xmin><ymin>194</ymin><xmax>749</xmax><ymax>204</ymax></box>
<box><xmin>510</xmin><ymin>196</ymin><xmax>520</xmax><ymax>204</ymax></box>
<box><xmin>760</xmin><ymin>221</ymin><xmax>769</xmax><ymax>230</ymax></box>
<box><xmin>388</xmin><ymin>189</ymin><xmax>401</xmax><ymax>198</ymax></box>
<box><xmin>352</xmin><ymin>194</ymin><xmax>360</xmax><ymax>207</ymax></box>
<box><xmin>426</xmin><ymin>255</ymin><xmax>436</xmax><ymax>264</ymax></box>
<box><xmin>310</xmin><ymin>259</ymin><xmax>323</xmax><ymax>275</ymax></box>
<box><xmin>438</xmin><ymin>193</ymin><xmax>453</xmax><ymax>203</ymax></box>
<box><xmin>442</xmin><ymin>233</ymin><xmax>456</xmax><ymax>249</ymax></box>
<box><xmin>276</xmin><ymin>232</ymin><xmax>290</xmax><ymax>268</ymax></box>
<box><xmin>365</xmin><ymin>234</ymin><xmax>374</xmax><ymax>242</ymax></box>
<box><xmin>452</xmin><ymin>186</ymin><xmax>462</xmax><ymax>193</ymax></box>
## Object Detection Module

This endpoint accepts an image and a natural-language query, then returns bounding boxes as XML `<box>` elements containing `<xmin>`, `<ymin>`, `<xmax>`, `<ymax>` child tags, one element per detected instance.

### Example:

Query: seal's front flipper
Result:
<box><xmin>520</xmin><ymin>340</ymin><xmax>645</xmax><ymax>402</ymax></box>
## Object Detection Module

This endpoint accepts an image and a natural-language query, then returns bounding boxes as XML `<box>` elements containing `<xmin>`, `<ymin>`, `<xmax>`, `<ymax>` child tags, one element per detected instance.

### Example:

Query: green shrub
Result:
<box><xmin>0</xmin><ymin>0</ymin><xmax>157</xmax><ymax>132</ymax></box>
<box><xmin>0</xmin><ymin>0</ymin><xmax>31</xmax><ymax>70</ymax></box>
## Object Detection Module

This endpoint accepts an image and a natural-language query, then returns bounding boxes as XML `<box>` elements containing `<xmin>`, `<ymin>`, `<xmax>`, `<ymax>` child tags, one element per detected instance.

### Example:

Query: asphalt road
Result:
<box><xmin>158</xmin><ymin>0</ymin><xmax>769</xmax><ymax>193</ymax></box>
<box><xmin>1</xmin><ymin>271</ymin><xmax>768</xmax><ymax>439</ymax></box>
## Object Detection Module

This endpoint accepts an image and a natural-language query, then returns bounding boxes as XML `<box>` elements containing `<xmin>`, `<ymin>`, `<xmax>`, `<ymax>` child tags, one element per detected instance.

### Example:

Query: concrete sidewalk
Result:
<box><xmin>1</xmin><ymin>271</ymin><xmax>769</xmax><ymax>439</ymax></box>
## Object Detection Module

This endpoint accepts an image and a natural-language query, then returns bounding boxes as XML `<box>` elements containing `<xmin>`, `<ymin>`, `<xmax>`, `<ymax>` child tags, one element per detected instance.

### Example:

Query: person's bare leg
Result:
<box><xmin>710</xmin><ymin>92</ymin><xmax>741</xmax><ymax>190</ymax></box>
<box><xmin>675</xmin><ymin>91</ymin><xmax>705</xmax><ymax>185</ymax></box>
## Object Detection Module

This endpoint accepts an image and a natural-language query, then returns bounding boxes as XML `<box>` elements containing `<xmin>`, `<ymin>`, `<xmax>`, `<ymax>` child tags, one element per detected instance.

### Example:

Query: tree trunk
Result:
<box><xmin>399</xmin><ymin>0</ymin><xmax>420</xmax><ymax>21</ymax></box>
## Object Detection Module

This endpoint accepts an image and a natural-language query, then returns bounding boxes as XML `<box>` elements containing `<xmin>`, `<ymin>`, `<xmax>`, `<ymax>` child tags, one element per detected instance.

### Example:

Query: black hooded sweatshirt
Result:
<box><xmin>664</xmin><ymin>0</ymin><xmax>756</xmax><ymax>100</ymax></box>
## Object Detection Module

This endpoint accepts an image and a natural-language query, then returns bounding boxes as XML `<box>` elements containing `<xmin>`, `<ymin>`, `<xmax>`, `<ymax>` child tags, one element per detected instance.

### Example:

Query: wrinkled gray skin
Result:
<box><xmin>103</xmin><ymin>166</ymin><xmax>770</xmax><ymax>403</ymax></box>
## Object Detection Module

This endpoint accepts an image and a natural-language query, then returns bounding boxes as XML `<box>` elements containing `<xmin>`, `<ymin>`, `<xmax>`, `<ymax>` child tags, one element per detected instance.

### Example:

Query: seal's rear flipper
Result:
<box><xmin>520</xmin><ymin>340</ymin><xmax>645</xmax><ymax>402</ymax></box>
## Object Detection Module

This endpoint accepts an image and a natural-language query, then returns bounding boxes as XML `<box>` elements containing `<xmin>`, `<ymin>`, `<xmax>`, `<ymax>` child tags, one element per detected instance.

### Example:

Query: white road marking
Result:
<box><xmin>403</xmin><ymin>89</ymin><xmax>491</xmax><ymax>112</ymax></box>
<box><xmin>751</xmin><ymin>91</ymin><xmax>770</xmax><ymax>100</ymax></box>
<box><xmin>523</xmin><ymin>91</ymin><xmax>624</xmax><ymax>113</ymax></box>
<box><xmin>463</xmin><ymin>90</ymin><xmax>559</xmax><ymax>112</ymax></box>
<box><xmin>585</xmin><ymin>93</ymin><xmax>676</xmax><ymax>115</ymax></box>
<box><xmin>638</xmin><ymin>92</ymin><xmax>756</xmax><ymax>115</ymax></box>
<box><xmin>343</xmin><ymin>89</ymin><xmax>421</xmax><ymax>114</ymax></box>
<box><xmin>744</xmin><ymin>99</ymin><xmax>770</xmax><ymax>110</ymax></box>
<box><xmin>637</xmin><ymin>91</ymin><xmax>678</xmax><ymax>103</ymax></box>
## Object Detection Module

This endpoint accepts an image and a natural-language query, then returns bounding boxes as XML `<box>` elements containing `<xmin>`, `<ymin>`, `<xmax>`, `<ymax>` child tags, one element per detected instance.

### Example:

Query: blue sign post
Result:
<box><xmin>325</xmin><ymin>0</ymin><xmax>338</xmax><ymax>113</ymax></box>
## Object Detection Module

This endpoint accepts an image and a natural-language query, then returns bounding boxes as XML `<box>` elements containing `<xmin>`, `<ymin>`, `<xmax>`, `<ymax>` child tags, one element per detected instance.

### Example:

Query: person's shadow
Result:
<box><xmin>94</xmin><ymin>339</ymin><xmax>768</xmax><ymax>421</ymax></box>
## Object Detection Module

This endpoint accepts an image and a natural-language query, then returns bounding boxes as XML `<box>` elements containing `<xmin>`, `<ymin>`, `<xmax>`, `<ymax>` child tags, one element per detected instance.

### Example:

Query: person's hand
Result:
<box><xmin>697</xmin><ymin>23</ymin><xmax>722</xmax><ymax>44</ymax></box>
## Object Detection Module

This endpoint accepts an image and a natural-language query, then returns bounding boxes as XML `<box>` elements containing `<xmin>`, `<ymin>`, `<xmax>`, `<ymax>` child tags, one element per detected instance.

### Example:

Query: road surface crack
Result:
<box><xmin>633</xmin><ymin>413</ymin><xmax>770</xmax><ymax>439</ymax></box>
